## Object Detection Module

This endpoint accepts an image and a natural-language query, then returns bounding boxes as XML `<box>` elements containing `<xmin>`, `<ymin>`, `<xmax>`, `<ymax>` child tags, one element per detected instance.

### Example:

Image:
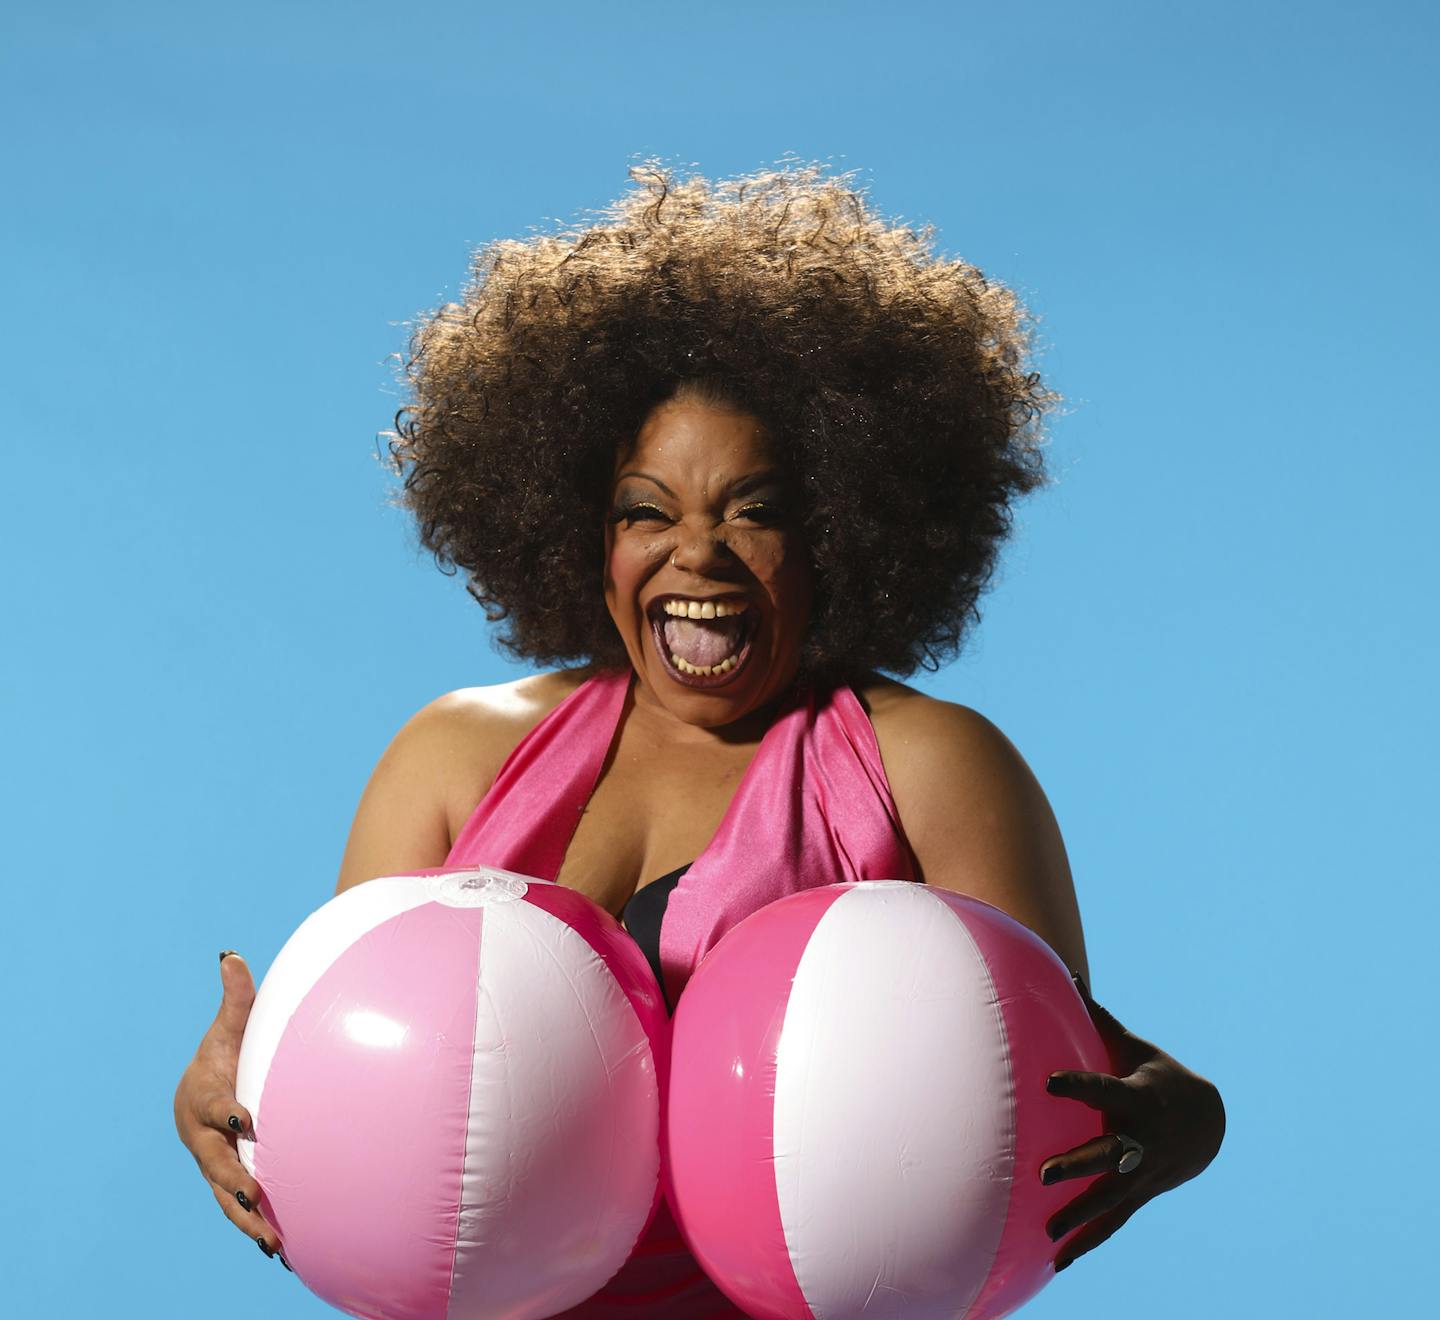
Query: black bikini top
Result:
<box><xmin>621</xmin><ymin>863</ymin><xmax>690</xmax><ymax>1015</ymax></box>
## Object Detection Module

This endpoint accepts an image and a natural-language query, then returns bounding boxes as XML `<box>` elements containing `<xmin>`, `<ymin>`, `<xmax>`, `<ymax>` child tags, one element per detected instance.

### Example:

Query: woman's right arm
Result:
<box><xmin>173</xmin><ymin>681</ymin><xmax>560</xmax><ymax>1259</ymax></box>
<box><xmin>334</xmin><ymin>691</ymin><xmax>490</xmax><ymax>894</ymax></box>
<box><xmin>338</xmin><ymin>675</ymin><xmax>584</xmax><ymax>891</ymax></box>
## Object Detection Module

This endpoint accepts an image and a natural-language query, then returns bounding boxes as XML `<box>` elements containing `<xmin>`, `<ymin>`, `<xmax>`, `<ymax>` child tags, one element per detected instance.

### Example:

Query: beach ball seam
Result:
<box><xmin>236</xmin><ymin>868</ymin><xmax>669</xmax><ymax>1320</ymax></box>
<box><xmin>666</xmin><ymin>879</ymin><xmax>1109</xmax><ymax>1320</ymax></box>
<box><xmin>770</xmin><ymin>883</ymin><xmax>1013</xmax><ymax>1319</ymax></box>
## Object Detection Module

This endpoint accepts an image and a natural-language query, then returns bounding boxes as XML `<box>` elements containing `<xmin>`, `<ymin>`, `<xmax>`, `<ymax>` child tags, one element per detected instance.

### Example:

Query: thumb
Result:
<box><xmin>214</xmin><ymin>950</ymin><xmax>257</xmax><ymax>1040</ymax></box>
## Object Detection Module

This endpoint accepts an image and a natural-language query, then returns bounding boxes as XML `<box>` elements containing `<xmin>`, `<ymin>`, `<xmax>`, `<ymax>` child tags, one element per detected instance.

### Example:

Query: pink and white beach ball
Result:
<box><xmin>664</xmin><ymin>880</ymin><xmax>1111</xmax><ymax>1320</ymax></box>
<box><xmin>234</xmin><ymin>867</ymin><xmax>670</xmax><ymax>1320</ymax></box>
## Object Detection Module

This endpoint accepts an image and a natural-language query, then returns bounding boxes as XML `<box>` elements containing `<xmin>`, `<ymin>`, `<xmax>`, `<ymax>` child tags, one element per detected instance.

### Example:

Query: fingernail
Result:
<box><xmin>1040</xmin><ymin>1164</ymin><xmax>1062</xmax><ymax>1186</ymax></box>
<box><xmin>220</xmin><ymin>949</ymin><xmax>238</xmax><ymax>963</ymax></box>
<box><xmin>1046</xmin><ymin>1075</ymin><xmax>1063</xmax><ymax>1095</ymax></box>
<box><xmin>256</xmin><ymin>1235</ymin><xmax>275</xmax><ymax>1259</ymax></box>
<box><xmin>228</xmin><ymin>1115</ymin><xmax>243</xmax><ymax>1133</ymax></box>
<box><xmin>1048</xmin><ymin>1222</ymin><xmax>1067</xmax><ymax>1243</ymax></box>
<box><xmin>236</xmin><ymin>1189</ymin><xmax>252</xmax><ymax>1212</ymax></box>
<box><xmin>278</xmin><ymin>1253</ymin><xmax>294</xmax><ymax>1272</ymax></box>
<box><xmin>1054</xmin><ymin>1257</ymin><xmax>1071</xmax><ymax>1273</ymax></box>
<box><xmin>1072</xmin><ymin>971</ymin><xmax>1091</xmax><ymax>999</ymax></box>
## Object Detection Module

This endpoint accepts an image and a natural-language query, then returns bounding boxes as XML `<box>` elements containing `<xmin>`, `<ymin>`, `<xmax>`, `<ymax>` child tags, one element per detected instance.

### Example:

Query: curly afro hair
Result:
<box><xmin>389</xmin><ymin>162</ymin><xmax>1056</xmax><ymax>685</ymax></box>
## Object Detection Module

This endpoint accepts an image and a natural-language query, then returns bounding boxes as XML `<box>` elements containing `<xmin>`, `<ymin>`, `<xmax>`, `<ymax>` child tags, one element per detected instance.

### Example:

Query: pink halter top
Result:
<box><xmin>443</xmin><ymin>667</ymin><xmax>917</xmax><ymax>1317</ymax></box>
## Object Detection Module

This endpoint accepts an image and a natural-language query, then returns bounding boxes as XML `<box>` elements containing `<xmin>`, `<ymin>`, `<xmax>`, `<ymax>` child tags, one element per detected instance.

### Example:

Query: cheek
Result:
<box><xmin>602</xmin><ymin>532</ymin><xmax>635</xmax><ymax>621</ymax></box>
<box><xmin>604</xmin><ymin>535</ymin><xmax>669</xmax><ymax>614</ymax></box>
<box><xmin>739</xmin><ymin>530</ymin><xmax>794</xmax><ymax>577</ymax></box>
<box><xmin>602</xmin><ymin>535</ymin><xmax>620</xmax><ymax>610</ymax></box>
<box><xmin>752</xmin><ymin>537</ymin><xmax>812</xmax><ymax>629</ymax></box>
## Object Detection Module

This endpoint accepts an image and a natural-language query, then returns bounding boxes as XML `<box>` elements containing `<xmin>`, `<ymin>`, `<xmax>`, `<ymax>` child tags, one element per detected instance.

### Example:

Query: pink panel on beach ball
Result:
<box><xmin>665</xmin><ymin>880</ymin><xmax>1110</xmax><ymax>1320</ymax></box>
<box><xmin>235</xmin><ymin>868</ymin><xmax>669</xmax><ymax>1320</ymax></box>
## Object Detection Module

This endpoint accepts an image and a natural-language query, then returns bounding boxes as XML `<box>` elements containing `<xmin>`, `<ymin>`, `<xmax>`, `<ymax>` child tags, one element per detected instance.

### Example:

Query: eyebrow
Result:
<box><xmin>613</xmin><ymin>469</ymin><xmax>786</xmax><ymax>499</ymax></box>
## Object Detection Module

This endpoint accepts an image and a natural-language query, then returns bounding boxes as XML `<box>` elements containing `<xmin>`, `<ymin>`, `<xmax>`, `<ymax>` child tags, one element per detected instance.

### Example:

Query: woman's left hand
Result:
<box><xmin>1040</xmin><ymin>974</ymin><xmax>1226</xmax><ymax>1273</ymax></box>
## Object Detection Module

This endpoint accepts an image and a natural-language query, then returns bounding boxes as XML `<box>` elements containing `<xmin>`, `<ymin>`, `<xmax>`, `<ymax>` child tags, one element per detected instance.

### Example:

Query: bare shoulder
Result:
<box><xmin>857</xmin><ymin>675</ymin><xmax>1016</xmax><ymax>778</ymax></box>
<box><xmin>418</xmin><ymin>669</ymin><xmax>588</xmax><ymax>753</ymax></box>
<box><xmin>406</xmin><ymin>669</ymin><xmax>590</xmax><ymax>810</ymax></box>
<box><xmin>854</xmin><ymin>675</ymin><xmax>1088</xmax><ymax>976</ymax></box>
<box><xmin>334</xmin><ymin>669</ymin><xmax>589</xmax><ymax>894</ymax></box>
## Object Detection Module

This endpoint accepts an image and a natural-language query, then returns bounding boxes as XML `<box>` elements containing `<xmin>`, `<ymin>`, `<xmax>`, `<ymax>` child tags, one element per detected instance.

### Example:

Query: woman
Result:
<box><xmin>174</xmin><ymin>165</ymin><xmax>1224</xmax><ymax>1311</ymax></box>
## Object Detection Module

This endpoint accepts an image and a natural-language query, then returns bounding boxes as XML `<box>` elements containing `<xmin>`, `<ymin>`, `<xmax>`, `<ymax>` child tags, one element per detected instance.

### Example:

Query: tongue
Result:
<box><xmin>663</xmin><ymin>616</ymin><xmax>745</xmax><ymax>667</ymax></box>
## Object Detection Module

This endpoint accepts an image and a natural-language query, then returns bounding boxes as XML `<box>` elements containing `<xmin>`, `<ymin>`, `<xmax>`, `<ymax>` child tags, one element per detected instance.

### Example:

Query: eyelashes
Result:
<box><xmin>608</xmin><ymin>501</ymin><xmax>786</xmax><ymax>528</ymax></box>
<box><xmin>608</xmin><ymin>501</ymin><xmax>669</xmax><ymax>527</ymax></box>
<box><xmin>732</xmin><ymin>502</ymin><xmax>786</xmax><ymax>526</ymax></box>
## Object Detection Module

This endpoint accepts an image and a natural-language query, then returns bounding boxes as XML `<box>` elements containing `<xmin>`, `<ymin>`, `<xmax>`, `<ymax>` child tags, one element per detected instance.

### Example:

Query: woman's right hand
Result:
<box><xmin>172</xmin><ymin>951</ymin><xmax>287</xmax><ymax>1265</ymax></box>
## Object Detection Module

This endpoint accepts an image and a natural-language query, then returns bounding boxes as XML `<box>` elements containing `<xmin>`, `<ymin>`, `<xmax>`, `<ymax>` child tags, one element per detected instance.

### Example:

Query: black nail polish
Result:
<box><xmin>1071</xmin><ymin>971</ymin><xmax>1091</xmax><ymax>1000</ymax></box>
<box><xmin>278</xmin><ymin>1254</ymin><xmax>294</xmax><ymax>1272</ymax></box>
<box><xmin>1046</xmin><ymin>1075</ymin><xmax>1063</xmax><ymax>1095</ymax></box>
<box><xmin>228</xmin><ymin>1115</ymin><xmax>243</xmax><ymax>1133</ymax></box>
<box><xmin>1041</xmin><ymin>1164</ymin><xmax>1062</xmax><ymax>1185</ymax></box>
<box><xmin>236</xmin><ymin>1189</ymin><xmax>252</xmax><ymax>1212</ymax></box>
<box><xmin>1055</xmin><ymin>1258</ymin><xmax>1070</xmax><ymax>1273</ymax></box>
<box><xmin>256</xmin><ymin>1235</ymin><xmax>275</xmax><ymax>1259</ymax></box>
<box><xmin>220</xmin><ymin>949</ymin><xmax>238</xmax><ymax>963</ymax></box>
<box><xmin>1049</xmin><ymin>1224</ymin><xmax>1066</xmax><ymax>1243</ymax></box>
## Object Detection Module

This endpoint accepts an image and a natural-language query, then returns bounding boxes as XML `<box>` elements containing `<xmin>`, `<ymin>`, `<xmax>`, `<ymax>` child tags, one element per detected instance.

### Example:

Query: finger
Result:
<box><xmin>213</xmin><ymin>952</ymin><xmax>257</xmax><ymax>1042</ymax></box>
<box><xmin>1045</xmin><ymin>1173</ymin><xmax>1136</xmax><ymax>1241</ymax></box>
<box><xmin>184</xmin><ymin>953</ymin><xmax>256</xmax><ymax>1135</ymax></box>
<box><xmin>207</xmin><ymin>1177</ymin><xmax>284</xmax><ymax>1260</ymax></box>
<box><xmin>1039</xmin><ymin>1133</ymin><xmax>1136</xmax><ymax>1185</ymax></box>
<box><xmin>1054</xmin><ymin>1202</ymin><xmax>1140</xmax><ymax>1272</ymax></box>
<box><xmin>196</xmin><ymin>1086</ymin><xmax>253</xmax><ymax>1139</ymax></box>
<box><xmin>1045</xmin><ymin>1070</ymin><xmax>1139</xmax><ymax>1120</ymax></box>
<box><xmin>190</xmin><ymin>1126</ymin><xmax>266</xmax><ymax>1212</ymax></box>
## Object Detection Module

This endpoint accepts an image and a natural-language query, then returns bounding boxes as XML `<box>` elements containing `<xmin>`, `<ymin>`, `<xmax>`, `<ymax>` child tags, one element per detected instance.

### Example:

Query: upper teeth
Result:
<box><xmin>661</xmin><ymin>599</ymin><xmax>745</xmax><ymax>619</ymax></box>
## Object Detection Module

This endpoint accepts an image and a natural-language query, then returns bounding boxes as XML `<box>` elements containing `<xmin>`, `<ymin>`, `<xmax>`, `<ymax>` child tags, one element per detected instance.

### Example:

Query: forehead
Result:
<box><xmin>615</xmin><ymin>401</ymin><xmax>777</xmax><ymax>488</ymax></box>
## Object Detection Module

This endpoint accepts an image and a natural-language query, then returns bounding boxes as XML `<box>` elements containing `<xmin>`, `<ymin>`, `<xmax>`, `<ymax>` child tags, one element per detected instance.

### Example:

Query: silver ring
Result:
<box><xmin>1114</xmin><ymin>1133</ymin><xmax>1144</xmax><ymax>1175</ymax></box>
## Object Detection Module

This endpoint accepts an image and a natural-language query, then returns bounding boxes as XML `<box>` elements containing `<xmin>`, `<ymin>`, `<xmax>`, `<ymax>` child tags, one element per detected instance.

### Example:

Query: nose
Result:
<box><xmin>669</xmin><ymin>521</ymin><xmax>735</xmax><ymax>576</ymax></box>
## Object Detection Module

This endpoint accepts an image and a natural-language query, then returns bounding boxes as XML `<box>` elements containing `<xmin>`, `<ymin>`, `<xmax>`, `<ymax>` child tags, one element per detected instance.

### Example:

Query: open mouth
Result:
<box><xmin>646</xmin><ymin>595</ymin><xmax>758</xmax><ymax>689</ymax></box>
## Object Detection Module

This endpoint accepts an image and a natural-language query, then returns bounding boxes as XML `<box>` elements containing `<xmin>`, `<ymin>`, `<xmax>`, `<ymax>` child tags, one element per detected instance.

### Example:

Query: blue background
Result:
<box><xmin>3</xmin><ymin>2</ymin><xmax>1433</xmax><ymax>1314</ymax></box>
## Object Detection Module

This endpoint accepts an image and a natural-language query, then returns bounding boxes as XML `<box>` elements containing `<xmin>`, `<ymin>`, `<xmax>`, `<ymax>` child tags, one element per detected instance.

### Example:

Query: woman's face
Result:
<box><xmin>604</xmin><ymin>398</ymin><xmax>813</xmax><ymax>730</ymax></box>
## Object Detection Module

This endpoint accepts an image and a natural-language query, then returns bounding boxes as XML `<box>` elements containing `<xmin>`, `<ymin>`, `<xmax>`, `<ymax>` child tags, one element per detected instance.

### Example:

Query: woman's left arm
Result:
<box><xmin>870</xmin><ymin>688</ymin><xmax>1226</xmax><ymax>1271</ymax></box>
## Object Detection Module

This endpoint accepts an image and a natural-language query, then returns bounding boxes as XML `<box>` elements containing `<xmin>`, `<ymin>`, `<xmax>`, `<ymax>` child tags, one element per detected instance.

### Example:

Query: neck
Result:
<box><xmin>626</xmin><ymin>670</ymin><xmax>799</xmax><ymax>749</ymax></box>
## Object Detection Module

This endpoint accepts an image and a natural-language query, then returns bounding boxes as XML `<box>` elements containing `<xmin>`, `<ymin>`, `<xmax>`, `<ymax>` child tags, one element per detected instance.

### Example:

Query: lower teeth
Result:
<box><xmin>670</xmin><ymin>652</ymin><xmax>739</xmax><ymax>677</ymax></box>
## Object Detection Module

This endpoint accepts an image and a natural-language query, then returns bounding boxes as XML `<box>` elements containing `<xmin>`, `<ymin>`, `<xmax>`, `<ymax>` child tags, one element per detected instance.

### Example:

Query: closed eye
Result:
<box><xmin>609</xmin><ymin>501</ymin><xmax>671</xmax><ymax>527</ymax></box>
<box><xmin>729</xmin><ymin>502</ymin><xmax>786</xmax><ymax>526</ymax></box>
